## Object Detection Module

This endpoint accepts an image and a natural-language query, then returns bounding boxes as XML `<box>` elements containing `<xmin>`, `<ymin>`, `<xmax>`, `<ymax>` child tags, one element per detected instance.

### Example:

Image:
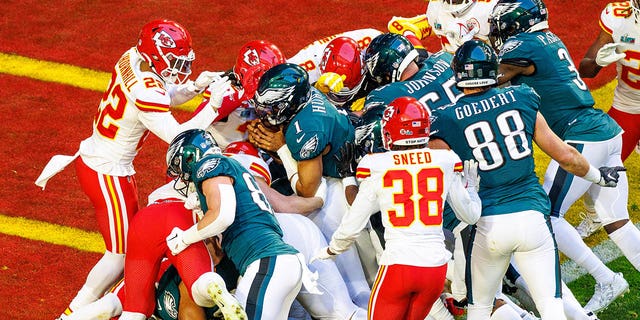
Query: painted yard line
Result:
<box><xmin>0</xmin><ymin>52</ymin><xmax>199</xmax><ymax>111</ymax></box>
<box><xmin>0</xmin><ymin>214</ymin><xmax>103</xmax><ymax>254</ymax></box>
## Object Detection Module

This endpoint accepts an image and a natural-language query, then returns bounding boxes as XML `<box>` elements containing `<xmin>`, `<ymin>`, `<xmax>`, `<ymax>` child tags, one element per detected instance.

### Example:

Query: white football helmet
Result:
<box><xmin>441</xmin><ymin>0</ymin><xmax>476</xmax><ymax>17</ymax></box>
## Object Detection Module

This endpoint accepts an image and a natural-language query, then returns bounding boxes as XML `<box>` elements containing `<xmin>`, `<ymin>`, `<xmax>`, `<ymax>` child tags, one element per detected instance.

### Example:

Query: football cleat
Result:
<box><xmin>207</xmin><ymin>279</ymin><xmax>247</xmax><ymax>320</ymax></box>
<box><xmin>584</xmin><ymin>272</ymin><xmax>629</xmax><ymax>313</ymax></box>
<box><xmin>575</xmin><ymin>210</ymin><xmax>602</xmax><ymax>239</ymax></box>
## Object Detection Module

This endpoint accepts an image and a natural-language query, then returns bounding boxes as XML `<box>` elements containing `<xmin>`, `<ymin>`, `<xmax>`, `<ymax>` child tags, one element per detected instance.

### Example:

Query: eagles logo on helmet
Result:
<box><xmin>253</xmin><ymin>63</ymin><xmax>311</xmax><ymax>129</ymax></box>
<box><xmin>166</xmin><ymin>129</ymin><xmax>221</xmax><ymax>196</ymax></box>
<box><xmin>364</xmin><ymin>33</ymin><xmax>419</xmax><ymax>86</ymax></box>
<box><xmin>488</xmin><ymin>0</ymin><xmax>549</xmax><ymax>50</ymax></box>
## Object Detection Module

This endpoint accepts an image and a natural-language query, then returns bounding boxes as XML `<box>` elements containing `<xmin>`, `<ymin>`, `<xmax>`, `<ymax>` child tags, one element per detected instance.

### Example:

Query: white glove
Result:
<box><xmin>595</xmin><ymin>43</ymin><xmax>626</xmax><ymax>67</ymax></box>
<box><xmin>315</xmin><ymin>72</ymin><xmax>346</xmax><ymax>94</ymax></box>
<box><xmin>188</xmin><ymin>71</ymin><xmax>223</xmax><ymax>93</ymax></box>
<box><xmin>166</xmin><ymin>227</ymin><xmax>189</xmax><ymax>255</ymax></box>
<box><xmin>310</xmin><ymin>246</ymin><xmax>337</xmax><ymax>264</ymax></box>
<box><xmin>463</xmin><ymin>159</ymin><xmax>480</xmax><ymax>191</ymax></box>
<box><xmin>206</xmin><ymin>76</ymin><xmax>232</xmax><ymax>110</ymax></box>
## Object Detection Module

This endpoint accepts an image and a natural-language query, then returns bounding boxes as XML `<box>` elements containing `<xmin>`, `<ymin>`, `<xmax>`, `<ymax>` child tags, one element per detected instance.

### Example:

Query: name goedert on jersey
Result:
<box><xmin>453</xmin><ymin>89</ymin><xmax>517</xmax><ymax>120</ymax></box>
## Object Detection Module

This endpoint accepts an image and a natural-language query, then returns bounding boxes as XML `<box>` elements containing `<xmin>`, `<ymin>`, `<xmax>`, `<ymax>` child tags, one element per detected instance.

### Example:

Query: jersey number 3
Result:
<box><xmin>383</xmin><ymin>168</ymin><xmax>444</xmax><ymax>227</ymax></box>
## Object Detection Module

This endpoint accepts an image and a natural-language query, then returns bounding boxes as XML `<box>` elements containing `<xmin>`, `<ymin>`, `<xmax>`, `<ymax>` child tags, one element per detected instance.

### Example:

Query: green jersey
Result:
<box><xmin>498</xmin><ymin>31</ymin><xmax>621</xmax><ymax>141</ymax></box>
<box><xmin>432</xmin><ymin>85</ymin><xmax>550</xmax><ymax>216</ymax></box>
<box><xmin>285</xmin><ymin>88</ymin><xmax>355</xmax><ymax>178</ymax></box>
<box><xmin>192</xmin><ymin>154</ymin><xmax>298</xmax><ymax>275</ymax></box>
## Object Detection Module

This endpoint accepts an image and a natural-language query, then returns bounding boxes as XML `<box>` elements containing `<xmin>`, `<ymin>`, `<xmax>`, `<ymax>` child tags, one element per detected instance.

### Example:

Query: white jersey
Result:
<box><xmin>78</xmin><ymin>47</ymin><xmax>217</xmax><ymax>176</ymax></box>
<box><xmin>224</xmin><ymin>152</ymin><xmax>271</xmax><ymax>185</ymax></box>
<box><xmin>426</xmin><ymin>0</ymin><xmax>497</xmax><ymax>52</ymax></box>
<box><xmin>329</xmin><ymin>148</ymin><xmax>480</xmax><ymax>267</ymax></box>
<box><xmin>600</xmin><ymin>1</ymin><xmax>640</xmax><ymax>114</ymax></box>
<box><xmin>207</xmin><ymin>99</ymin><xmax>256</xmax><ymax>150</ymax></box>
<box><xmin>287</xmin><ymin>28</ymin><xmax>382</xmax><ymax>83</ymax></box>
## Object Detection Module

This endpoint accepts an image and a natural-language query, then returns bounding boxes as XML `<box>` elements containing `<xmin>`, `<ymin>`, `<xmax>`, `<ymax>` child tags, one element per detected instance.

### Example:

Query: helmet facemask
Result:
<box><xmin>442</xmin><ymin>0</ymin><xmax>475</xmax><ymax>17</ymax></box>
<box><xmin>157</xmin><ymin>50</ymin><xmax>195</xmax><ymax>85</ymax></box>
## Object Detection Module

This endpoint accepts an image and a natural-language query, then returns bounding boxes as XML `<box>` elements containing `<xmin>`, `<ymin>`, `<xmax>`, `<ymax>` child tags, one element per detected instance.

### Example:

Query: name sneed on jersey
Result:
<box><xmin>393</xmin><ymin>151</ymin><xmax>432</xmax><ymax>165</ymax></box>
<box><xmin>454</xmin><ymin>89</ymin><xmax>516</xmax><ymax>120</ymax></box>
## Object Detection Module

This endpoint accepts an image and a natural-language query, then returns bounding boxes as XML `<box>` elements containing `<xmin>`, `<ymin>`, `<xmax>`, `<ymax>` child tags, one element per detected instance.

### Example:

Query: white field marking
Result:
<box><xmin>0</xmin><ymin>52</ymin><xmax>200</xmax><ymax>111</ymax></box>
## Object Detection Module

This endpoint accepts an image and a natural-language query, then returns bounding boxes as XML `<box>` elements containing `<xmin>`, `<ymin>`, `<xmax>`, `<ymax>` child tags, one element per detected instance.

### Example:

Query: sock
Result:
<box><xmin>608</xmin><ymin>221</ymin><xmax>640</xmax><ymax>271</ymax></box>
<box><xmin>490</xmin><ymin>304</ymin><xmax>522</xmax><ymax>320</ymax></box>
<box><xmin>551</xmin><ymin>217</ymin><xmax>614</xmax><ymax>283</ymax></box>
<box><xmin>67</xmin><ymin>293</ymin><xmax>122</xmax><ymax>320</ymax></box>
<box><xmin>118</xmin><ymin>311</ymin><xmax>147</xmax><ymax>320</ymax></box>
<box><xmin>69</xmin><ymin>251</ymin><xmax>125</xmax><ymax>310</ymax></box>
<box><xmin>560</xmin><ymin>282</ymin><xmax>591</xmax><ymax>320</ymax></box>
<box><xmin>427</xmin><ymin>296</ymin><xmax>455</xmax><ymax>320</ymax></box>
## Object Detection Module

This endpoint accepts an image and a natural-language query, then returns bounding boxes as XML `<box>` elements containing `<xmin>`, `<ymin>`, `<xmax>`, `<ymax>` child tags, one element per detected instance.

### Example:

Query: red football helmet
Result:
<box><xmin>380</xmin><ymin>96</ymin><xmax>431</xmax><ymax>150</ymax></box>
<box><xmin>223</xmin><ymin>140</ymin><xmax>261</xmax><ymax>158</ymax></box>
<box><xmin>233</xmin><ymin>40</ymin><xmax>286</xmax><ymax>99</ymax></box>
<box><xmin>320</xmin><ymin>37</ymin><xmax>365</xmax><ymax>106</ymax></box>
<box><xmin>136</xmin><ymin>19</ymin><xmax>195</xmax><ymax>85</ymax></box>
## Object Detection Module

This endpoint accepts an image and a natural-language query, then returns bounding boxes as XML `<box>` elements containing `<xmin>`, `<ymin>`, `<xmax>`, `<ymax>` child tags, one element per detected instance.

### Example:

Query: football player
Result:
<box><xmin>576</xmin><ymin>0</ymin><xmax>640</xmax><ymax>239</ymax></box>
<box><xmin>433</xmin><ymin>39</ymin><xmax>623</xmax><ymax>319</ymax></box>
<box><xmin>165</xmin><ymin>129</ymin><xmax>306</xmax><ymax>320</ymax></box>
<box><xmin>579</xmin><ymin>0</ymin><xmax>640</xmax><ymax>163</ymax></box>
<box><xmin>388</xmin><ymin>0</ymin><xmax>498</xmax><ymax>54</ymax></box>
<box><xmin>313</xmin><ymin>96</ymin><xmax>481</xmax><ymax>319</ymax></box>
<box><xmin>42</xmin><ymin>19</ymin><xmax>231</xmax><ymax>320</ymax></box>
<box><xmin>489</xmin><ymin>0</ymin><xmax>636</xmax><ymax>313</ymax></box>
<box><xmin>249</xmin><ymin>63</ymin><xmax>372</xmax><ymax>308</ymax></box>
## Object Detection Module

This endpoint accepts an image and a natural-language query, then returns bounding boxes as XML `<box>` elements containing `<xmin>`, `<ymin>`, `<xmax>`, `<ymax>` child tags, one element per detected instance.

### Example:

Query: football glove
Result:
<box><xmin>463</xmin><ymin>159</ymin><xmax>480</xmax><ymax>191</ymax></box>
<box><xmin>166</xmin><ymin>227</ymin><xmax>189</xmax><ymax>256</ymax></box>
<box><xmin>310</xmin><ymin>246</ymin><xmax>337</xmax><ymax>264</ymax></box>
<box><xmin>349</xmin><ymin>97</ymin><xmax>365</xmax><ymax>112</ymax></box>
<box><xmin>207</xmin><ymin>75</ymin><xmax>232</xmax><ymax>109</ymax></box>
<box><xmin>188</xmin><ymin>71</ymin><xmax>223</xmax><ymax>93</ymax></box>
<box><xmin>595</xmin><ymin>43</ymin><xmax>626</xmax><ymax>67</ymax></box>
<box><xmin>315</xmin><ymin>72</ymin><xmax>346</xmax><ymax>94</ymax></box>
<box><xmin>333</xmin><ymin>141</ymin><xmax>357</xmax><ymax>178</ymax></box>
<box><xmin>597</xmin><ymin>166</ymin><xmax>626</xmax><ymax>187</ymax></box>
<box><xmin>387</xmin><ymin>15</ymin><xmax>431</xmax><ymax>40</ymax></box>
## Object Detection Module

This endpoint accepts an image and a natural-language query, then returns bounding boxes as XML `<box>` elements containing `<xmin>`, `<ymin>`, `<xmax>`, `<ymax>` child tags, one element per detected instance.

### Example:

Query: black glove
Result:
<box><xmin>597</xmin><ymin>166</ymin><xmax>626</xmax><ymax>187</ymax></box>
<box><xmin>333</xmin><ymin>141</ymin><xmax>357</xmax><ymax>178</ymax></box>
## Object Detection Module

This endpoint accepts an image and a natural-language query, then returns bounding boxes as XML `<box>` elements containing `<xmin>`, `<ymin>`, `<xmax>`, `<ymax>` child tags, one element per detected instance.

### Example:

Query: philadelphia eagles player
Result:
<box><xmin>489</xmin><ymin>0</ymin><xmax>635</xmax><ymax>313</ymax></box>
<box><xmin>248</xmin><ymin>63</ymin><xmax>372</xmax><ymax>308</ymax></box>
<box><xmin>431</xmin><ymin>39</ymin><xmax>623</xmax><ymax>319</ymax></box>
<box><xmin>164</xmin><ymin>129</ymin><xmax>305</xmax><ymax>320</ymax></box>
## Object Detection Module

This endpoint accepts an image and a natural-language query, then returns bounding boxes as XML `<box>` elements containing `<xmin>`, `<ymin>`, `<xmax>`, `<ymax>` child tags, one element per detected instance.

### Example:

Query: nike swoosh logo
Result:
<box><xmin>167</xmin><ymin>234</ymin><xmax>178</xmax><ymax>241</ymax></box>
<box><xmin>296</xmin><ymin>134</ymin><xmax>306</xmax><ymax>143</ymax></box>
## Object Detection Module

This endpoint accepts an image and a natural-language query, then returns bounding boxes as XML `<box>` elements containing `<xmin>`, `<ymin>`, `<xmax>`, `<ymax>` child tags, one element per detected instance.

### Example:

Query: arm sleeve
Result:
<box><xmin>446</xmin><ymin>172</ymin><xmax>481</xmax><ymax>225</ymax></box>
<box><xmin>328</xmin><ymin>177</ymin><xmax>379</xmax><ymax>254</ymax></box>
<box><xmin>182</xmin><ymin>184</ymin><xmax>237</xmax><ymax>244</ymax></box>
<box><xmin>138</xmin><ymin>106</ymin><xmax>217</xmax><ymax>143</ymax></box>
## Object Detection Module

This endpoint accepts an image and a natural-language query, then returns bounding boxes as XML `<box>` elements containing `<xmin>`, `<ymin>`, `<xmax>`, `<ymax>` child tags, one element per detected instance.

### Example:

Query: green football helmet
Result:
<box><xmin>363</xmin><ymin>33</ymin><xmax>419</xmax><ymax>87</ymax></box>
<box><xmin>355</xmin><ymin>103</ymin><xmax>386</xmax><ymax>162</ymax></box>
<box><xmin>253</xmin><ymin>63</ymin><xmax>311</xmax><ymax>128</ymax></box>
<box><xmin>166</xmin><ymin>129</ymin><xmax>221</xmax><ymax>195</ymax></box>
<box><xmin>489</xmin><ymin>0</ymin><xmax>549</xmax><ymax>49</ymax></box>
<box><xmin>451</xmin><ymin>40</ymin><xmax>499</xmax><ymax>88</ymax></box>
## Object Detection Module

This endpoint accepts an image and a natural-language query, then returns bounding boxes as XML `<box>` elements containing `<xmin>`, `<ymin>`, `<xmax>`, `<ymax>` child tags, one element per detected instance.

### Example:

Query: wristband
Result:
<box><xmin>583</xmin><ymin>165</ymin><xmax>601</xmax><ymax>184</ymax></box>
<box><xmin>342</xmin><ymin>176</ymin><xmax>357</xmax><ymax>189</ymax></box>
<box><xmin>182</xmin><ymin>224</ymin><xmax>203</xmax><ymax>245</ymax></box>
